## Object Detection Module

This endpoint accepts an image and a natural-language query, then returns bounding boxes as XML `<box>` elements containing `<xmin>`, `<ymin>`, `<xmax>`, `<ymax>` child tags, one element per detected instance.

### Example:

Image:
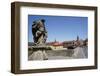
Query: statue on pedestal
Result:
<box><xmin>29</xmin><ymin>19</ymin><xmax>48</xmax><ymax>60</ymax></box>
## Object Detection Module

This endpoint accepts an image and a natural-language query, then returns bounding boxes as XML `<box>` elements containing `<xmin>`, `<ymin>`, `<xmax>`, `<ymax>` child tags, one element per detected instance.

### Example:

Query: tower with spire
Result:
<box><xmin>54</xmin><ymin>39</ymin><xmax>57</xmax><ymax>43</ymax></box>
<box><xmin>77</xmin><ymin>35</ymin><xmax>79</xmax><ymax>41</ymax></box>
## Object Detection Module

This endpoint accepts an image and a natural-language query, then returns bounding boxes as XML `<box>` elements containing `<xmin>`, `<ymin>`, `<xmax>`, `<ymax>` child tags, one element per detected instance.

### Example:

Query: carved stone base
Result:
<box><xmin>32</xmin><ymin>45</ymin><xmax>51</xmax><ymax>51</ymax></box>
<box><xmin>28</xmin><ymin>50</ymin><xmax>48</xmax><ymax>60</ymax></box>
<box><xmin>28</xmin><ymin>45</ymin><xmax>51</xmax><ymax>60</ymax></box>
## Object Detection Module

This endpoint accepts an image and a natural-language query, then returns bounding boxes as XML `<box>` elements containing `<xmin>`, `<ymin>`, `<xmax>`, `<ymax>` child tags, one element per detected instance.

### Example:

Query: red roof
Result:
<box><xmin>53</xmin><ymin>42</ymin><xmax>63</xmax><ymax>46</ymax></box>
<box><xmin>47</xmin><ymin>42</ymin><xmax>63</xmax><ymax>46</ymax></box>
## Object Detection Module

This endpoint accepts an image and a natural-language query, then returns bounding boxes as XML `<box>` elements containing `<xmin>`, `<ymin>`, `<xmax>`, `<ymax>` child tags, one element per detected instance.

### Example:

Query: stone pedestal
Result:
<box><xmin>72</xmin><ymin>47</ymin><xmax>87</xmax><ymax>58</ymax></box>
<box><xmin>28</xmin><ymin>46</ymin><xmax>51</xmax><ymax>60</ymax></box>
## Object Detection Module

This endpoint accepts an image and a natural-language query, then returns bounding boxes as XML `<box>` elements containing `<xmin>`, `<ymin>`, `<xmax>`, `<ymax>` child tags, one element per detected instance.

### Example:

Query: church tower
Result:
<box><xmin>77</xmin><ymin>36</ymin><xmax>79</xmax><ymax>41</ymax></box>
<box><xmin>54</xmin><ymin>39</ymin><xmax>57</xmax><ymax>43</ymax></box>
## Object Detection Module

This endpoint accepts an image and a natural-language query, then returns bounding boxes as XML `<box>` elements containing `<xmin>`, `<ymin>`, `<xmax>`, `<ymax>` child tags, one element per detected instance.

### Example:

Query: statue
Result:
<box><xmin>29</xmin><ymin>19</ymin><xmax>48</xmax><ymax>60</ymax></box>
<box><xmin>32</xmin><ymin>19</ymin><xmax>47</xmax><ymax>45</ymax></box>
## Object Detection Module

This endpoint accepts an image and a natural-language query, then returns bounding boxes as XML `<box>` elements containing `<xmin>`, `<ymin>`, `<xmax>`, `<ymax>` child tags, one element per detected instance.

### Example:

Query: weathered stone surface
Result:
<box><xmin>28</xmin><ymin>46</ymin><xmax>88</xmax><ymax>60</ymax></box>
<box><xmin>72</xmin><ymin>47</ymin><xmax>87</xmax><ymax>58</ymax></box>
<box><xmin>32</xmin><ymin>46</ymin><xmax>51</xmax><ymax>50</ymax></box>
<box><xmin>28</xmin><ymin>50</ymin><xmax>48</xmax><ymax>60</ymax></box>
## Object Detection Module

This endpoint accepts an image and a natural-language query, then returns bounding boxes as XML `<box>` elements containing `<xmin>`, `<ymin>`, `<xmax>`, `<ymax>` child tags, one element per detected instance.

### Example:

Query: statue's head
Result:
<box><xmin>37</xmin><ymin>19</ymin><xmax>45</xmax><ymax>28</ymax></box>
<box><xmin>41</xmin><ymin>19</ymin><xmax>45</xmax><ymax>23</ymax></box>
<box><xmin>33</xmin><ymin>19</ymin><xmax>45</xmax><ymax>28</ymax></box>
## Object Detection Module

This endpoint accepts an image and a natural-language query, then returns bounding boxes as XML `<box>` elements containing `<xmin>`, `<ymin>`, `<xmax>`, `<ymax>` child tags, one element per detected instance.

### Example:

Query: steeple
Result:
<box><xmin>77</xmin><ymin>35</ymin><xmax>79</xmax><ymax>41</ymax></box>
<box><xmin>55</xmin><ymin>39</ymin><xmax>57</xmax><ymax>42</ymax></box>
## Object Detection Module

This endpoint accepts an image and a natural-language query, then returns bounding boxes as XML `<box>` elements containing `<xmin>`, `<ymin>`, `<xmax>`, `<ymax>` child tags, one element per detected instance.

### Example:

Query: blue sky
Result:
<box><xmin>28</xmin><ymin>15</ymin><xmax>88</xmax><ymax>42</ymax></box>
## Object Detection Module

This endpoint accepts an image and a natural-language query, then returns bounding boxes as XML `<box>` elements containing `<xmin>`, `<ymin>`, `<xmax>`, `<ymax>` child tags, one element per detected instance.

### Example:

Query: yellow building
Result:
<box><xmin>52</xmin><ymin>41</ymin><xmax>63</xmax><ymax>49</ymax></box>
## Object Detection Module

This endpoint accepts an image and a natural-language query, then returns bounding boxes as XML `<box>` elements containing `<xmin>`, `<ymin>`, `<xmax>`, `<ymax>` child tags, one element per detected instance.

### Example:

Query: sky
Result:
<box><xmin>28</xmin><ymin>15</ymin><xmax>88</xmax><ymax>42</ymax></box>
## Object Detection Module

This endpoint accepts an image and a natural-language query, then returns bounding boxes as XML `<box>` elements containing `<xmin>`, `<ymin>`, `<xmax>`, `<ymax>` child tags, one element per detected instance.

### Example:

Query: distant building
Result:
<box><xmin>52</xmin><ymin>39</ymin><xmax>63</xmax><ymax>49</ymax></box>
<box><xmin>29</xmin><ymin>36</ymin><xmax>88</xmax><ymax>50</ymax></box>
<box><xmin>46</xmin><ymin>39</ymin><xmax>63</xmax><ymax>49</ymax></box>
<box><xmin>63</xmin><ymin>41</ymin><xmax>75</xmax><ymax>48</ymax></box>
<box><xmin>63</xmin><ymin>36</ymin><xmax>87</xmax><ymax>48</ymax></box>
<box><xmin>83</xmin><ymin>38</ymin><xmax>88</xmax><ymax>46</ymax></box>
